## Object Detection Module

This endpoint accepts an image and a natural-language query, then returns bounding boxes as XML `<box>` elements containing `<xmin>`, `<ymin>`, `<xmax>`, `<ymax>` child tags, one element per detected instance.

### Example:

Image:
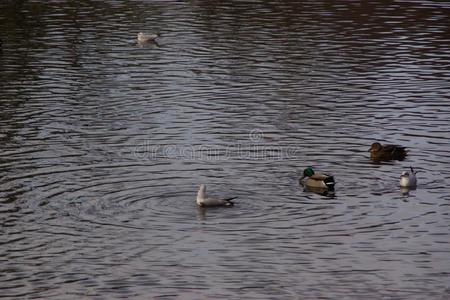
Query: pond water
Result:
<box><xmin>1</xmin><ymin>1</ymin><xmax>449</xmax><ymax>299</ymax></box>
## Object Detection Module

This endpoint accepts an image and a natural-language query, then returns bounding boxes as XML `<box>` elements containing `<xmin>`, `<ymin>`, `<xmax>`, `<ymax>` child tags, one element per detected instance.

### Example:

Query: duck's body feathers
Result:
<box><xmin>309</xmin><ymin>173</ymin><xmax>331</xmax><ymax>181</ymax></box>
<box><xmin>302</xmin><ymin>175</ymin><xmax>335</xmax><ymax>189</ymax></box>
<box><xmin>369</xmin><ymin>142</ymin><xmax>407</xmax><ymax>161</ymax></box>
<box><xmin>300</xmin><ymin>168</ymin><xmax>335</xmax><ymax>190</ymax></box>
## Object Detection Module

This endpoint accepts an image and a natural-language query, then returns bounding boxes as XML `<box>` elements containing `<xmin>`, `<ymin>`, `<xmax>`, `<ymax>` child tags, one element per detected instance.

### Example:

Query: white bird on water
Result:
<box><xmin>196</xmin><ymin>184</ymin><xmax>236</xmax><ymax>207</ymax></box>
<box><xmin>400</xmin><ymin>166</ymin><xmax>418</xmax><ymax>187</ymax></box>
<box><xmin>137</xmin><ymin>32</ymin><xmax>159</xmax><ymax>43</ymax></box>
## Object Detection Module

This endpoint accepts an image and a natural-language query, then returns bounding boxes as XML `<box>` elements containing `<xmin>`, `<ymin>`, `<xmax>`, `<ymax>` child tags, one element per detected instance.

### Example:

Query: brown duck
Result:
<box><xmin>369</xmin><ymin>142</ymin><xmax>407</xmax><ymax>161</ymax></box>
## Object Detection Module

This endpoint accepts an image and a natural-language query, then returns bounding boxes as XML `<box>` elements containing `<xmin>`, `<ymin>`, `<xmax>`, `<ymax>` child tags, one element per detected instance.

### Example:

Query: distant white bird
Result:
<box><xmin>400</xmin><ymin>166</ymin><xmax>418</xmax><ymax>187</ymax></box>
<box><xmin>137</xmin><ymin>32</ymin><xmax>159</xmax><ymax>43</ymax></box>
<box><xmin>196</xmin><ymin>184</ymin><xmax>236</xmax><ymax>207</ymax></box>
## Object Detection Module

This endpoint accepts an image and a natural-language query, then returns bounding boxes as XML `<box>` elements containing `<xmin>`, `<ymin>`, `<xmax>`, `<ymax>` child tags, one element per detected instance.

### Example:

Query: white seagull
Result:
<box><xmin>400</xmin><ymin>166</ymin><xmax>418</xmax><ymax>187</ymax></box>
<box><xmin>137</xmin><ymin>32</ymin><xmax>159</xmax><ymax>43</ymax></box>
<box><xmin>196</xmin><ymin>184</ymin><xmax>236</xmax><ymax>207</ymax></box>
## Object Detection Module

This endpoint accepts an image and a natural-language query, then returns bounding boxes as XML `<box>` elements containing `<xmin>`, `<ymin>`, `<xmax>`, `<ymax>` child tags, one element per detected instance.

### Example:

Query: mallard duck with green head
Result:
<box><xmin>300</xmin><ymin>167</ymin><xmax>335</xmax><ymax>190</ymax></box>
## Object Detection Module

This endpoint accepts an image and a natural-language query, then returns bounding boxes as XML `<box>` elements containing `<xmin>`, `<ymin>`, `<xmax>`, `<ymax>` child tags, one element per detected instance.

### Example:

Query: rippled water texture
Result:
<box><xmin>1</xmin><ymin>1</ymin><xmax>449</xmax><ymax>299</ymax></box>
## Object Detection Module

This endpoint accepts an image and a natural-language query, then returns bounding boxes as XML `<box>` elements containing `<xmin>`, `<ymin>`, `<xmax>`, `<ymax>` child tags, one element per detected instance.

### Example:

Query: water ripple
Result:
<box><xmin>0</xmin><ymin>0</ymin><xmax>449</xmax><ymax>299</ymax></box>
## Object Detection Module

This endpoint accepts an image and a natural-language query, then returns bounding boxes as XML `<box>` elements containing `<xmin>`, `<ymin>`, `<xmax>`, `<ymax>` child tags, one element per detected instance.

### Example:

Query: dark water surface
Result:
<box><xmin>1</xmin><ymin>1</ymin><xmax>449</xmax><ymax>299</ymax></box>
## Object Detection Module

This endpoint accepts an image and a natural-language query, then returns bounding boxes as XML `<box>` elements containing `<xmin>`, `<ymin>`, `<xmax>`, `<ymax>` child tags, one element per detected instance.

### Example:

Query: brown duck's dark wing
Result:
<box><xmin>386</xmin><ymin>145</ymin><xmax>408</xmax><ymax>157</ymax></box>
<box><xmin>371</xmin><ymin>144</ymin><xmax>407</xmax><ymax>161</ymax></box>
<box><xmin>383</xmin><ymin>144</ymin><xmax>407</xmax><ymax>152</ymax></box>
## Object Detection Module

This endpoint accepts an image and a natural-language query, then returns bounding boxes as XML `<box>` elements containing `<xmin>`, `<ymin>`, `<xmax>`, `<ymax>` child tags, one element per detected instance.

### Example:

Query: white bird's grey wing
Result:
<box><xmin>199</xmin><ymin>197</ymin><xmax>236</xmax><ymax>207</ymax></box>
<box><xmin>196</xmin><ymin>184</ymin><xmax>236</xmax><ymax>207</ymax></box>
